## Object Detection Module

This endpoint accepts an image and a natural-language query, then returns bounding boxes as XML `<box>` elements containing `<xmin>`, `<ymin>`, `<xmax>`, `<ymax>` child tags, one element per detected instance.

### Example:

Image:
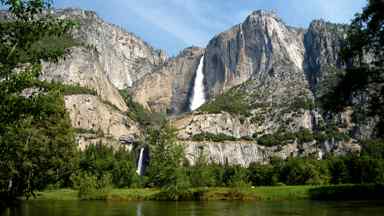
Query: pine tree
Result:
<box><xmin>0</xmin><ymin>0</ymin><xmax>78</xmax><ymax>204</ymax></box>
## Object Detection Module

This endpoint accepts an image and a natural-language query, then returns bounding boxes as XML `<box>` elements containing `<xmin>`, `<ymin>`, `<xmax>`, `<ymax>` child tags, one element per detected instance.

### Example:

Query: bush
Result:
<box><xmin>35</xmin><ymin>81</ymin><xmax>97</xmax><ymax>95</ymax></box>
<box><xmin>255</xmin><ymin>128</ymin><xmax>348</xmax><ymax>147</ymax></box>
<box><xmin>256</xmin><ymin>134</ymin><xmax>284</xmax><ymax>146</ymax></box>
<box><xmin>361</xmin><ymin>139</ymin><xmax>384</xmax><ymax>159</ymax></box>
<box><xmin>71</xmin><ymin>172</ymin><xmax>112</xmax><ymax>200</ymax></box>
<box><xmin>248</xmin><ymin>163</ymin><xmax>278</xmax><ymax>186</ymax></box>
<box><xmin>199</xmin><ymin>89</ymin><xmax>251</xmax><ymax>116</ymax></box>
<box><xmin>79</xmin><ymin>144</ymin><xmax>137</xmax><ymax>188</ymax></box>
<box><xmin>192</xmin><ymin>132</ymin><xmax>238</xmax><ymax>142</ymax></box>
<box><xmin>120</xmin><ymin>90</ymin><xmax>167</xmax><ymax>128</ymax></box>
<box><xmin>290</xmin><ymin>97</ymin><xmax>315</xmax><ymax>110</ymax></box>
<box><xmin>327</xmin><ymin>156</ymin><xmax>351</xmax><ymax>184</ymax></box>
<box><xmin>279</xmin><ymin>158</ymin><xmax>330</xmax><ymax>185</ymax></box>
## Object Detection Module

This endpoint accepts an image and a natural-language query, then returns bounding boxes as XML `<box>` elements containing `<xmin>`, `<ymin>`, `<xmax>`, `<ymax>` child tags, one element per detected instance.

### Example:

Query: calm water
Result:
<box><xmin>2</xmin><ymin>200</ymin><xmax>384</xmax><ymax>216</ymax></box>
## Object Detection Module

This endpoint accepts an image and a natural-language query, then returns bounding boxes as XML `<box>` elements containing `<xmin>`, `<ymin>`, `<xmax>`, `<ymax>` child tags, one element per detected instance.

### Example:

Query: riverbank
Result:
<box><xmin>32</xmin><ymin>184</ymin><xmax>384</xmax><ymax>201</ymax></box>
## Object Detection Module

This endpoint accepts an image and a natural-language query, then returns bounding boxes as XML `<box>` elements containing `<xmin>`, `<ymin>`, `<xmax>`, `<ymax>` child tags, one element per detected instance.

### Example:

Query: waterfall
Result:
<box><xmin>136</xmin><ymin>147</ymin><xmax>145</xmax><ymax>176</ymax></box>
<box><xmin>189</xmin><ymin>55</ymin><xmax>206</xmax><ymax>111</ymax></box>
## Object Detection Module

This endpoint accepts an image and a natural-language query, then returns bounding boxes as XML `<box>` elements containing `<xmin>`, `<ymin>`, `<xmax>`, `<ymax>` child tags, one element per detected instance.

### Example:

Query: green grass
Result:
<box><xmin>106</xmin><ymin>189</ymin><xmax>161</xmax><ymax>201</ymax></box>
<box><xmin>33</xmin><ymin>186</ymin><xmax>316</xmax><ymax>201</ymax></box>
<box><xmin>34</xmin><ymin>189</ymin><xmax>79</xmax><ymax>201</ymax></box>
<box><xmin>248</xmin><ymin>186</ymin><xmax>316</xmax><ymax>200</ymax></box>
<box><xmin>33</xmin><ymin>185</ymin><xmax>383</xmax><ymax>201</ymax></box>
<box><xmin>34</xmin><ymin>188</ymin><xmax>161</xmax><ymax>201</ymax></box>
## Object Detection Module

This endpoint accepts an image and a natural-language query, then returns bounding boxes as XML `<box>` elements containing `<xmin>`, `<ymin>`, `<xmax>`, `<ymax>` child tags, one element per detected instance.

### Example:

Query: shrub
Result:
<box><xmin>71</xmin><ymin>172</ymin><xmax>112</xmax><ymax>200</ymax></box>
<box><xmin>279</xmin><ymin>158</ymin><xmax>330</xmax><ymax>185</ymax></box>
<box><xmin>256</xmin><ymin>134</ymin><xmax>283</xmax><ymax>146</ymax></box>
<box><xmin>192</xmin><ymin>132</ymin><xmax>238</xmax><ymax>142</ymax></box>
<box><xmin>120</xmin><ymin>89</ymin><xmax>167</xmax><ymax>128</ymax></box>
<box><xmin>79</xmin><ymin>144</ymin><xmax>136</xmax><ymax>188</ymax></box>
<box><xmin>248</xmin><ymin>163</ymin><xmax>278</xmax><ymax>186</ymax></box>
<box><xmin>361</xmin><ymin>139</ymin><xmax>384</xmax><ymax>159</ymax></box>
<box><xmin>290</xmin><ymin>97</ymin><xmax>315</xmax><ymax>110</ymax></box>
<box><xmin>199</xmin><ymin>89</ymin><xmax>251</xmax><ymax>116</ymax></box>
<box><xmin>36</xmin><ymin>81</ymin><xmax>97</xmax><ymax>96</ymax></box>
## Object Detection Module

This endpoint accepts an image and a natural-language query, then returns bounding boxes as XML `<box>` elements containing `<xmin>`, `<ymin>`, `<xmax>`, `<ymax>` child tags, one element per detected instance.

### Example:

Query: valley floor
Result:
<box><xmin>32</xmin><ymin>184</ymin><xmax>384</xmax><ymax>201</ymax></box>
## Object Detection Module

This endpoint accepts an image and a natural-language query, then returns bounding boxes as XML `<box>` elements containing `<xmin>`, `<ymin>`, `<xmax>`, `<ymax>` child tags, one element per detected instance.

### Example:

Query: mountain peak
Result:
<box><xmin>244</xmin><ymin>9</ymin><xmax>283</xmax><ymax>26</ymax></box>
<box><xmin>247</xmin><ymin>10</ymin><xmax>280</xmax><ymax>20</ymax></box>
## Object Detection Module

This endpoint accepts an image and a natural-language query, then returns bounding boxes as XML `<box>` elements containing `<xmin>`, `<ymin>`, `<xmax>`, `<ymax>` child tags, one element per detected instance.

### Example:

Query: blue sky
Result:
<box><xmin>54</xmin><ymin>0</ymin><xmax>367</xmax><ymax>56</ymax></box>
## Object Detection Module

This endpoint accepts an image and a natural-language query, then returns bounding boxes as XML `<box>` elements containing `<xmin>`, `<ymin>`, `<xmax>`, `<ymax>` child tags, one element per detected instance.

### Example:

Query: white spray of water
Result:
<box><xmin>136</xmin><ymin>148</ymin><xmax>144</xmax><ymax>176</ymax></box>
<box><xmin>190</xmin><ymin>55</ymin><xmax>206</xmax><ymax>111</ymax></box>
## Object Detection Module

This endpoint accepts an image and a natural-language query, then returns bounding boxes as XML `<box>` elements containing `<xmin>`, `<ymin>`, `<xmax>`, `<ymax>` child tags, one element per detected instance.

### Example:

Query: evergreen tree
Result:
<box><xmin>0</xmin><ymin>0</ymin><xmax>78</xmax><ymax>203</ymax></box>
<box><xmin>322</xmin><ymin>0</ymin><xmax>384</xmax><ymax>136</ymax></box>
<box><xmin>146</xmin><ymin>123</ymin><xmax>190</xmax><ymax>199</ymax></box>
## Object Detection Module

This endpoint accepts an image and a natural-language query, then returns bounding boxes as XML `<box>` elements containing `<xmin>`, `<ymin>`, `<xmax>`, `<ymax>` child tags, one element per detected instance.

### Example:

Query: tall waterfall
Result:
<box><xmin>136</xmin><ymin>148</ymin><xmax>145</xmax><ymax>176</ymax></box>
<box><xmin>189</xmin><ymin>55</ymin><xmax>206</xmax><ymax>111</ymax></box>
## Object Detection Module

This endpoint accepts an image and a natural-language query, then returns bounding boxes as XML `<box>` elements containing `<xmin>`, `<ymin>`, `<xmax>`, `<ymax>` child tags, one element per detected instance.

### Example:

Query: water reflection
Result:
<box><xmin>2</xmin><ymin>200</ymin><xmax>384</xmax><ymax>216</ymax></box>
<box><xmin>136</xmin><ymin>202</ymin><xmax>142</xmax><ymax>216</ymax></box>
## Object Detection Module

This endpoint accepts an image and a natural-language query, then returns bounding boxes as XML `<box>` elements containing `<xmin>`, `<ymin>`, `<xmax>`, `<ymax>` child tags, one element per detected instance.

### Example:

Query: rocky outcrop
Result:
<box><xmin>204</xmin><ymin>10</ymin><xmax>308</xmax><ymax>98</ymax></box>
<box><xmin>64</xmin><ymin>95</ymin><xmax>140</xmax><ymax>149</ymax></box>
<box><xmin>170</xmin><ymin>11</ymin><xmax>367</xmax><ymax>165</ymax></box>
<box><xmin>304</xmin><ymin>20</ymin><xmax>347</xmax><ymax>91</ymax></box>
<box><xmin>174</xmin><ymin>112</ymin><xmax>256</xmax><ymax>139</ymax></box>
<box><xmin>174</xmin><ymin>110</ymin><xmax>319</xmax><ymax>140</ymax></box>
<box><xmin>183</xmin><ymin>139</ymin><xmax>361</xmax><ymax>167</ymax></box>
<box><xmin>41</xmin><ymin>47</ymin><xmax>128</xmax><ymax>111</ymax></box>
<box><xmin>55</xmin><ymin>8</ymin><xmax>167</xmax><ymax>89</ymax></box>
<box><xmin>131</xmin><ymin>47</ymin><xmax>204</xmax><ymax>114</ymax></box>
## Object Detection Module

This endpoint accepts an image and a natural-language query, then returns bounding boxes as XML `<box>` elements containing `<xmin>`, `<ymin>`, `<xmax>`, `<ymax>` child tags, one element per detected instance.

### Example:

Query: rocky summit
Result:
<box><xmin>32</xmin><ymin>9</ymin><xmax>378</xmax><ymax>165</ymax></box>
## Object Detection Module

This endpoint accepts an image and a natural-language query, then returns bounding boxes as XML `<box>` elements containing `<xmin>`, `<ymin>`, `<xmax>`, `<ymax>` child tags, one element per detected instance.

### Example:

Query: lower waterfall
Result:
<box><xmin>136</xmin><ymin>147</ymin><xmax>145</xmax><ymax>176</ymax></box>
<box><xmin>189</xmin><ymin>55</ymin><xmax>206</xmax><ymax>111</ymax></box>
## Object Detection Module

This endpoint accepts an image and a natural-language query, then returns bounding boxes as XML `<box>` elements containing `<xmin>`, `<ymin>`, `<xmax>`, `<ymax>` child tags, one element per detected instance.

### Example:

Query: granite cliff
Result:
<box><xmin>21</xmin><ymin>9</ymin><xmax>376</xmax><ymax>165</ymax></box>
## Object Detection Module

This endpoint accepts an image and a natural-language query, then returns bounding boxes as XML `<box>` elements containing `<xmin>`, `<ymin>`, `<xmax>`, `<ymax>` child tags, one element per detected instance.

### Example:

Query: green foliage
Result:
<box><xmin>248</xmin><ymin>163</ymin><xmax>278</xmax><ymax>186</ymax></box>
<box><xmin>0</xmin><ymin>0</ymin><xmax>79</xmax><ymax>201</ymax></box>
<box><xmin>0</xmin><ymin>91</ymin><xmax>79</xmax><ymax>198</ymax></box>
<box><xmin>192</xmin><ymin>132</ymin><xmax>238</xmax><ymax>142</ymax></box>
<box><xmin>37</xmin><ymin>81</ymin><xmax>97</xmax><ymax>96</ymax></box>
<box><xmin>160</xmin><ymin>168</ymin><xmax>192</xmax><ymax>201</ymax></box>
<box><xmin>146</xmin><ymin>123</ymin><xmax>187</xmax><ymax>186</ymax></box>
<box><xmin>255</xmin><ymin>129</ymin><xmax>314</xmax><ymax>146</ymax></box>
<box><xmin>319</xmin><ymin>67</ymin><xmax>369</xmax><ymax>112</ymax></box>
<box><xmin>279</xmin><ymin>158</ymin><xmax>330</xmax><ymax>185</ymax></box>
<box><xmin>290</xmin><ymin>97</ymin><xmax>315</xmax><ymax>111</ymax></box>
<box><xmin>228</xmin><ymin>166</ymin><xmax>251</xmax><ymax>188</ymax></box>
<box><xmin>0</xmin><ymin>0</ymin><xmax>52</xmax><ymax>20</ymax></box>
<box><xmin>70</xmin><ymin>172</ymin><xmax>112</xmax><ymax>200</ymax></box>
<box><xmin>145</xmin><ymin>123</ymin><xmax>191</xmax><ymax>199</ymax></box>
<box><xmin>78</xmin><ymin>144</ymin><xmax>136</xmax><ymax>188</ymax></box>
<box><xmin>323</xmin><ymin>0</ymin><xmax>384</xmax><ymax>136</ymax></box>
<box><xmin>256</xmin><ymin>133</ymin><xmax>286</xmax><ymax>146</ymax></box>
<box><xmin>120</xmin><ymin>89</ymin><xmax>167</xmax><ymax>128</ymax></box>
<box><xmin>309</xmin><ymin>184</ymin><xmax>384</xmax><ymax>201</ymax></box>
<box><xmin>361</xmin><ymin>139</ymin><xmax>384</xmax><ymax>159</ymax></box>
<box><xmin>199</xmin><ymin>89</ymin><xmax>251</xmax><ymax>116</ymax></box>
<box><xmin>187</xmin><ymin>152</ymin><xmax>217</xmax><ymax>187</ymax></box>
<box><xmin>254</xmin><ymin>128</ymin><xmax>349</xmax><ymax>147</ymax></box>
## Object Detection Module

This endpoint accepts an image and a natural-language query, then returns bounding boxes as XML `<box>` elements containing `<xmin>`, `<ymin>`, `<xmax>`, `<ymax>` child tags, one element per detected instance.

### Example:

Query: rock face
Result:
<box><xmin>174</xmin><ymin>112</ymin><xmax>256</xmax><ymax>140</ymax></box>
<box><xmin>55</xmin><ymin>8</ymin><xmax>167</xmax><ymax>89</ymax></box>
<box><xmin>131</xmin><ymin>47</ymin><xmax>204</xmax><ymax>114</ymax></box>
<box><xmin>41</xmin><ymin>47</ymin><xmax>128</xmax><ymax>111</ymax></box>
<box><xmin>171</xmin><ymin>11</ymin><xmax>368</xmax><ymax>165</ymax></box>
<box><xmin>3</xmin><ymin>8</ymin><xmax>373</xmax><ymax>163</ymax></box>
<box><xmin>304</xmin><ymin>21</ymin><xmax>347</xmax><ymax>91</ymax></box>
<box><xmin>184</xmin><ymin>140</ymin><xmax>361</xmax><ymax>167</ymax></box>
<box><xmin>39</xmin><ymin>9</ymin><xmax>171</xmax><ymax>148</ymax></box>
<box><xmin>204</xmin><ymin>11</ymin><xmax>307</xmax><ymax>97</ymax></box>
<box><xmin>64</xmin><ymin>95</ymin><xmax>140</xmax><ymax>149</ymax></box>
<box><xmin>174</xmin><ymin>110</ymin><xmax>318</xmax><ymax>140</ymax></box>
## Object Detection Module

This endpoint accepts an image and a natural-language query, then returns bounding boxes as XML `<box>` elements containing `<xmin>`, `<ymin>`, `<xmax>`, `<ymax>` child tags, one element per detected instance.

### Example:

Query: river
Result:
<box><xmin>2</xmin><ymin>200</ymin><xmax>384</xmax><ymax>216</ymax></box>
